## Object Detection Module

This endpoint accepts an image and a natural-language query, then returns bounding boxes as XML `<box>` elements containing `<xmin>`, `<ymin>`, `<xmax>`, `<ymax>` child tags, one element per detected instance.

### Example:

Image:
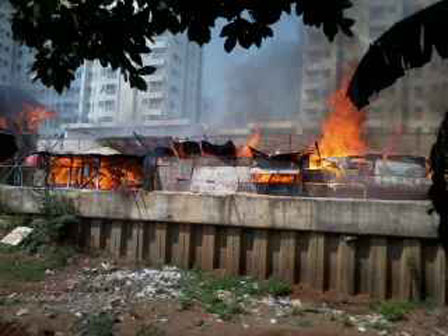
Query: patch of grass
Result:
<box><xmin>179</xmin><ymin>271</ymin><xmax>293</xmax><ymax>320</ymax></box>
<box><xmin>179</xmin><ymin>270</ymin><xmax>261</xmax><ymax>320</ymax></box>
<box><xmin>259</xmin><ymin>278</ymin><xmax>292</xmax><ymax>297</ymax></box>
<box><xmin>0</xmin><ymin>296</ymin><xmax>22</xmax><ymax>307</ymax></box>
<box><xmin>0</xmin><ymin>254</ymin><xmax>46</xmax><ymax>283</ymax></box>
<box><xmin>372</xmin><ymin>301</ymin><xmax>417</xmax><ymax>322</ymax></box>
<box><xmin>43</xmin><ymin>245</ymin><xmax>77</xmax><ymax>269</ymax></box>
<box><xmin>78</xmin><ymin>312</ymin><xmax>115</xmax><ymax>336</ymax></box>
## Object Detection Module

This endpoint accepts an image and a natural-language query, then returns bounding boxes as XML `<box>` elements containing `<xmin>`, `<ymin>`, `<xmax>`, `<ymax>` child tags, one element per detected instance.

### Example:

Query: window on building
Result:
<box><xmin>105</xmin><ymin>100</ymin><xmax>115</xmax><ymax>111</ymax></box>
<box><xmin>149</xmin><ymin>81</ymin><xmax>164</xmax><ymax>92</ymax></box>
<box><xmin>101</xmin><ymin>67</ymin><xmax>117</xmax><ymax>79</ymax></box>
<box><xmin>98</xmin><ymin>100</ymin><xmax>115</xmax><ymax>112</ymax></box>
<box><xmin>173</xmin><ymin>53</ymin><xmax>181</xmax><ymax>64</ymax></box>
<box><xmin>100</xmin><ymin>83</ymin><xmax>117</xmax><ymax>95</ymax></box>
<box><xmin>149</xmin><ymin>98</ymin><xmax>163</xmax><ymax>109</ymax></box>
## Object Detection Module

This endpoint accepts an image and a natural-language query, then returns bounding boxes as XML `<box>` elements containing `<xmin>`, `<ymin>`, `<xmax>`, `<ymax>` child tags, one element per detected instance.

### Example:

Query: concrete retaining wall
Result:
<box><xmin>0</xmin><ymin>186</ymin><xmax>445</xmax><ymax>303</ymax></box>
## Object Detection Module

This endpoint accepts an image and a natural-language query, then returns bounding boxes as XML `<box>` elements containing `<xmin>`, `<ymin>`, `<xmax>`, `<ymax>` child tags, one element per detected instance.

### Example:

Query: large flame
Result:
<box><xmin>310</xmin><ymin>75</ymin><xmax>366</xmax><ymax>170</ymax></box>
<box><xmin>17</xmin><ymin>103</ymin><xmax>56</xmax><ymax>133</ymax></box>
<box><xmin>49</xmin><ymin>156</ymin><xmax>143</xmax><ymax>190</ymax></box>
<box><xmin>0</xmin><ymin>103</ymin><xmax>56</xmax><ymax>133</ymax></box>
<box><xmin>237</xmin><ymin>128</ymin><xmax>262</xmax><ymax>158</ymax></box>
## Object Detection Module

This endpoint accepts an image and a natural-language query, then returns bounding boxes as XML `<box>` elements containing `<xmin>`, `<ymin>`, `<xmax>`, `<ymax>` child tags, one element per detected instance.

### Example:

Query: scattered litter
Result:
<box><xmin>45</xmin><ymin>269</ymin><xmax>55</xmax><ymax>276</ymax></box>
<box><xmin>1</xmin><ymin>226</ymin><xmax>33</xmax><ymax>246</ymax></box>
<box><xmin>16</xmin><ymin>308</ymin><xmax>29</xmax><ymax>317</ymax></box>
<box><xmin>270</xmin><ymin>318</ymin><xmax>277</xmax><ymax>324</ymax></box>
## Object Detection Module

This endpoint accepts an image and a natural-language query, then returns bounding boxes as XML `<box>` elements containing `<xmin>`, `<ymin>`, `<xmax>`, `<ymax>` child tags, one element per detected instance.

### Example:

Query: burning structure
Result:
<box><xmin>0</xmin><ymin>76</ymin><xmax>430</xmax><ymax>200</ymax></box>
<box><xmin>39</xmin><ymin>148</ymin><xmax>144</xmax><ymax>190</ymax></box>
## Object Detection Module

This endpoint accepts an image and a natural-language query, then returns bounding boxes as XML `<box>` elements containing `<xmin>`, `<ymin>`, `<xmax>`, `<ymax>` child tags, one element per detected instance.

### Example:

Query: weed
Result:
<box><xmin>0</xmin><ymin>256</ymin><xmax>46</xmax><ymax>283</ymax></box>
<box><xmin>179</xmin><ymin>271</ymin><xmax>294</xmax><ymax>320</ymax></box>
<box><xmin>22</xmin><ymin>191</ymin><xmax>79</xmax><ymax>254</ymax></box>
<box><xmin>372</xmin><ymin>301</ymin><xmax>417</xmax><ymax>322</ymax></box>
<box><xmin>260</xmin><ymin>278</ymin><xmax>292</xmax><ymax>297</ymax></box>
<box><xmin>341</xmin><ymin>315</ymin><xmax>354</xmax><ymax>328</ymax></box>
<box><xmin>78</xmin><ymin>312</ymin><xmax>115</xmax><ymax>336</ymax></box>
<box><xmin>136</xmin><ymin>325</ymin><xmax>165</xmax><ymax>336</ymax></box>
<box><xmin>43</xmin><ymin>245</ymin><xmax>77</xmax><ymax>268</ymax></box>
<box><xmin>0</xmin><ymin>296</ymin><xmax>22</xmax><ymax>306</ymax></box>
<box><xmin>179</xmin><ymin>270</ymin><xmax>260</xmax><ymax>320</ymax></box>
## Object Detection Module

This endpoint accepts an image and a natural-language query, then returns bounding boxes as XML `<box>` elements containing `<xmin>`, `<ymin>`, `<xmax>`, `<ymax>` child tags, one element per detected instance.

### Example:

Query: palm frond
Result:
<box><xmin>347</xmin><ymin>0</ymin><xmax>448</xmax><ymax>109</ymax></box>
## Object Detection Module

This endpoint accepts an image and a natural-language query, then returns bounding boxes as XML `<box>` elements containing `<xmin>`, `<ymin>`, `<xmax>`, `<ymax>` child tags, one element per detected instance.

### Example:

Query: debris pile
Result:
<box><xmin>56</xmin><ymin>266</ymin><xmax>183</xmax><ymax>315</ymax></box>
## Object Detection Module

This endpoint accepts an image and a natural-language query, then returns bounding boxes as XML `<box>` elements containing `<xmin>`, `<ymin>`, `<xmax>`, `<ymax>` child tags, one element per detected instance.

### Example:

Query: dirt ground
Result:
<box><xmin>0</xmin><ymin>250</ymin><xmax>448</xmax><ymax>336</ymax></box>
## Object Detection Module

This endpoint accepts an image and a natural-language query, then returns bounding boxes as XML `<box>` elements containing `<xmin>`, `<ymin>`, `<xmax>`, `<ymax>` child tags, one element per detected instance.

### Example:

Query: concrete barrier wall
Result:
<box><xmin>0</xmin><ymin>186</ymin><xmax>445</xmax><ymax>303</ymax></box>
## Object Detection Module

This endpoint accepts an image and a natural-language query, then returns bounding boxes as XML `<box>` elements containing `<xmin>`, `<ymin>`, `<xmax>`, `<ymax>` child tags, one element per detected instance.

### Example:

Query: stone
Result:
<box><xmin>291</xmin><ymin>299</ymin><xmax>302</xmax><ymax>308</ymax></box>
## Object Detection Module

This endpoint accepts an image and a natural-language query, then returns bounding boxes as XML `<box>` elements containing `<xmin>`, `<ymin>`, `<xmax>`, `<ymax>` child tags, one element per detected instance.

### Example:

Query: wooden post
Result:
<box><xmin>126</xmin><ymin>222</ymin><xmax>142</xmax><ymax>261</ymax></box>
<box><xmin>308</xmin><ymin>233</ymin><xmax>325</xmax><ymax>291</ymax></box>
<box><xmin>225</xmin><ymin>228</ymin><xmax>242</xmax><ymax>276</ymax></box>
<box><xmin>253</xmin><ymin>230</ymin><xmax>269</xmax><ymax>279</ymax></box>
<box><xmin>201</xmin><ymin>226</ymin><xmax>216</xmax><ymax>271</ymax></box>
<box><xmin>90</xmin><ymin>219</ymin><xmax>102</xmax><ymax>249</ymax></box>
<box><xmin>110</xmin><ymin>221</ymin><xmax>123</xmax><ymax>259</ymax></box>
<box><xmin>178</xmin><ymin>224</ymin><xmax>192</xmax><ymax>269</ymax></box>
<box><xmin>278</xmin><ymin>231</ymin><xmax>296</xmax><ymax>283</ymax></box>
<box><xmin>400</xmin><ymin>240</ymin><xmax>422</xmax><ymax>301</ymax></box>
<box><xmin>434</xmin><ymin>245</ymin><xmax>446</xmax><ymax>305</ymax></box>
<box><xmin>155</xmin><ymin>222</ymin><xmax>168</xmax><ymax>265</ymax></box>
<box><xmin>336</xmin><ymin>236</ymin><xmax>356</xmax><ymax>295</ymax></box>
<box><xmin>369</xmin><ymin>238</ymin><xmax>388</xmax><ymax>300</ymax></box>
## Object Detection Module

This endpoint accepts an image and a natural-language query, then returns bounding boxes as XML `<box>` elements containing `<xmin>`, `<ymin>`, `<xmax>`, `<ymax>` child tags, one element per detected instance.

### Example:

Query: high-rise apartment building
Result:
<box><xmin>300</xmin><ymin>0</ymin><xmax>448</xmax><ymax>154</ymax></box>
<box><xmin>0</xmin><ymin>1</ymin><xmax>203</xmax><ymax>136</ymax></box>
<box><xmin>0</xmin><ymin>1</ymin><xmax>14</xmax><ymax>86</ymax></box>
<box><xmin>82</xmin><ymin>33</ymin><xmax>202</xmax><ymax>127</ymax></box>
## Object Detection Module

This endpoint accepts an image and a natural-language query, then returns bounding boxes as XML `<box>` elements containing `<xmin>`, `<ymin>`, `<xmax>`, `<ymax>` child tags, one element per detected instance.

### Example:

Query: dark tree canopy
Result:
<box><xmin>10</xmin><ymin>0</ymin><xmax>354</xmax><ymax>93</ymax></box>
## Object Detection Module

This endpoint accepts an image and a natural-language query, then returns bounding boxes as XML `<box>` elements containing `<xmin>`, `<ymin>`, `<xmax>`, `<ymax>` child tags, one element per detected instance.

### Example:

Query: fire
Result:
<box><xmin>237</xmin><ymin>128</ymin><xmax>262</xmax><ymax>158</ymax></box>
<box><xmin>310</xmin><ymin>75</ymin><xmax>366</xmax><ymax>172</ymax></box>
<box><xmin>49</xmin><ymin>156</ymin><xmax>143</xmax><ymax>190</ymax></box>
<box><xmin>17</xmin><ymin>103</ymin><xmax>56</xmax><ymax>133</ymax></box>
<box><xmin>252</xmin><ymin>172</ymin><xmax>298</xmax><ymax>185</ymax></box>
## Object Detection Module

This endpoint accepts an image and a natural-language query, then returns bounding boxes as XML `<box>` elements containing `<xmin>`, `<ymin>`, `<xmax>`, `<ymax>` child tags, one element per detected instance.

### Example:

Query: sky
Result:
<box><xmin>201</xmin><ymin>14</ymin><xmax>303</xmax><ymax>125</ymax></box>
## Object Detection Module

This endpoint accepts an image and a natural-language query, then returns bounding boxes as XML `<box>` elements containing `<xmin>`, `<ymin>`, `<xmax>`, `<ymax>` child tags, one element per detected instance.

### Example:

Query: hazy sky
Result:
<box><xmin>201</xmin><ymin>14</ymin><xmax>302</xmax><ymax>124</ymax></box>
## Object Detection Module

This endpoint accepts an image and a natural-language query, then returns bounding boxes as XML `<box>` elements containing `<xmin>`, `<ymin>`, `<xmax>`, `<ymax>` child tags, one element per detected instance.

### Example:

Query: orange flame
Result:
<box><xmin>49</xmin><ymin>156</ymin><xmax>143</xmax><ymax>190</ymax></box>
<box><xmin>237</xmin><ymin>128</ymin><xmax>262</xmax><ymax>158</ymax></box>
<box><xmin>310</xmin><ymin>75</ymin><xmax>366</xmax><ymax>170</ymax></box>
<box><xmin>252</xmin><ymin>173</ymin><xmax>298</xmax><ymax>185</ymax></box>
<box><xmin>17</xmin><ymin>103</ymin><xmax>56</xmax><ymax>133</ymax></box>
